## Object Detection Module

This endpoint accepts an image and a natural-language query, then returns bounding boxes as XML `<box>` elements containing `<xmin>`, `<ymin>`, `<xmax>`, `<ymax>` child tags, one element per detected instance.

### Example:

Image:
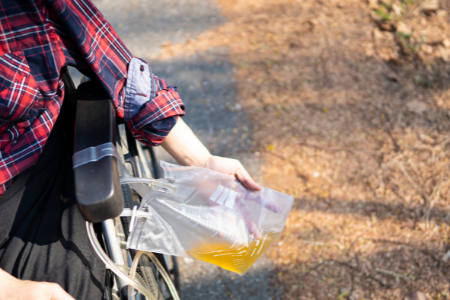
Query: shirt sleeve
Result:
<box><xmin>124</xmin><ymin>58</ymin><xmax>185</xmax><ymax>146</ymax></box>
<box><xmin>49</xmin><ymin>0</ymin><xmax>184</xmax><ymax>145</ymax></box>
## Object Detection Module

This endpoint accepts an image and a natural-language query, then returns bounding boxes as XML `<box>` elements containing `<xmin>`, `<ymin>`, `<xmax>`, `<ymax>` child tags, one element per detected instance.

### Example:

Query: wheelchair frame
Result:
<box><xmin>63</xmin><ymin>69</ymin><xmax>180</xmax><ymax>300</ymax></box>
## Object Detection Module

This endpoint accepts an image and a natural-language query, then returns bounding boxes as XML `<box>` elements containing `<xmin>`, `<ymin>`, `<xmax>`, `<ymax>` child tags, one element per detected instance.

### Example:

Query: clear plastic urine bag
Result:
<box><xmin>123</xmin><ymin>161</ymin><xmax>294</xmax><ymax>275</ymax></box>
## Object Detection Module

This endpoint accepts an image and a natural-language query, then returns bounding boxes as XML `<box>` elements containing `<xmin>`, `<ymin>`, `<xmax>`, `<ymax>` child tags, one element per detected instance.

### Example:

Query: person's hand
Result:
<box><xmin>161</xmin><ymin>119</ymin><xmax>262</xmax><ymax>192</ymax></box>
<box><xmin>202</xmin><ymin>156</ymin><xmax>261</xmax><ymax>191</ymax></box>
<box><xmin>0</xmin><ymin>269</ymin><xmax>74</xmax><ymax>300</ymax></box>
<box><xmin>202</xmin><ymin>156</ymin><xmax>284</xmax><ymax>240</ymax></box>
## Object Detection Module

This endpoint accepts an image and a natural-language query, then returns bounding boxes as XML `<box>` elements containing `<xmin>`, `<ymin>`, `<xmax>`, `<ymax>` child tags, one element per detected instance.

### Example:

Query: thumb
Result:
<box><xmin>235</xmin><ymin>168</ymin><xmax>261</xmax><ymax>192</ymax></box>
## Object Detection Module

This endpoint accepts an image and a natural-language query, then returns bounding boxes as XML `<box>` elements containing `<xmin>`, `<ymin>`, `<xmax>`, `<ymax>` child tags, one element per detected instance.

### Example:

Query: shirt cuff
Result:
<box><xmin>131</xmin><ymin>115</ymin><xmax>179</xmax><ymax>146</ymax></box>
<box><xmin>124</xmin><ymin>57</ymin><xmax>185</xmax><ymax>145</ymax></box>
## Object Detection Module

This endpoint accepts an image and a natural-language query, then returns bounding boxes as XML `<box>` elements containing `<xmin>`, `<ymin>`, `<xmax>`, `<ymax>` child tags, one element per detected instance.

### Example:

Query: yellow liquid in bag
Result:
<box><xmin>187</xmin><ymin>232</ymin><xmax>278</xmax><ymax>275</ymax></box>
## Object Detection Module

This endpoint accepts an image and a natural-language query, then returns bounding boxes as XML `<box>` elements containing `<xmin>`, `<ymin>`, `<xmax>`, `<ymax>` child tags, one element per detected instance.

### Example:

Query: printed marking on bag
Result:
<box><xmin>209</xmin><ymin>185</ymin><xmax>238</xmax><ymax>209</ymax></box>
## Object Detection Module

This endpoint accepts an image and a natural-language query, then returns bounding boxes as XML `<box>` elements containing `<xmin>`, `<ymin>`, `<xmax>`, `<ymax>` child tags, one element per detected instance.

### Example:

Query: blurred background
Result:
<box><xmin>72</xmin><ymin>0</ymin><xmax>450</xmax><ymax>299</ymax></box>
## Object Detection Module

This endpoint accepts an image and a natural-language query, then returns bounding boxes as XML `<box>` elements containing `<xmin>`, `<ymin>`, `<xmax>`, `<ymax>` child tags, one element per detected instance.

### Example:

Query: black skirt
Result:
<box><xmin>0</xmin><ymin>120</ymin><xmax>105</xmax><ymax>300</ymax></box>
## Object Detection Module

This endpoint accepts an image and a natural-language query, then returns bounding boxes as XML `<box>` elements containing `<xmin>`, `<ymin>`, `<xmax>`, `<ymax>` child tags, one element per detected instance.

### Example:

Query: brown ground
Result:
<box><xmin>155</xmin><ymin>0</ymin><xmax>450</xmax><ymax>299</ymax></box>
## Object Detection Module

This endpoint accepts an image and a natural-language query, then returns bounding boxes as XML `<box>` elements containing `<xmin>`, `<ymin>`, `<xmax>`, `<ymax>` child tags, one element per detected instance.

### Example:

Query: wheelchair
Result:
<box><xmin>62</xmin><ymin>68</ymin><xmax>181</xmax><ymax>300</ymax></box>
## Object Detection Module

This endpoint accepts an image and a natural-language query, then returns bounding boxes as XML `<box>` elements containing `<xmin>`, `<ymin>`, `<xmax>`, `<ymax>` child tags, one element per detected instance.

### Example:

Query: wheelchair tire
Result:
<box><xmin>120</xmin><ymin>179</ymin><xmax>175</xmax><ymax>300</ymax></box>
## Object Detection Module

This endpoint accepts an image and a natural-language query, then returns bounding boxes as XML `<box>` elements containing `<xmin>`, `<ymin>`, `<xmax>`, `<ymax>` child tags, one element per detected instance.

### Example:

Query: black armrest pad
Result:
<box><xmin>74</xmin><ymin>81</ymin><xmax>123</xmax><ymax>223</ymax></box>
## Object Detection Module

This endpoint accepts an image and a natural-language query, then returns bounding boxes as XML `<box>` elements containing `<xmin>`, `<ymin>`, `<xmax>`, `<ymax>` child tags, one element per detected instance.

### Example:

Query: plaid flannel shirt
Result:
<box><xmin>0</xmin><ymin>0</ymin><xmax>185</xmax><ymax>195</ymax></box>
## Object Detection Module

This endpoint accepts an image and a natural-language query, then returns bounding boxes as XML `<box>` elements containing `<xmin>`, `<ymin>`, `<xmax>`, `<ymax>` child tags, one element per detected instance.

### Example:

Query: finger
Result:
<box><xmin>243</xmin><ymin>191</ymin><xmax>282</xmax><ymax>213</ymax></box>
<box><xmin>48</xmin><ymin>283</ymin><xmax>75</xmax><ymax>300</ymax></box>
<box><xmin>262</xmin><ymin>202</ymin><xmax>282</xmax><ymax>213</ymax></box>
<box><xmin>232</xmin><ymin>180</ymin><xmax>248</xmax><ymax>194</ymax></box>
<box><xmin>212</xmin><ymin>207</ymin><xmax>225</xmax><ymax>238</ymax></box>
<box><xmin>246</xmin><ymin>219</ymin><xmax>261</xmax><ymax>240</ymax></box>
<box><xmin>235</xmin><ymin>168</ymin><xmax>261</xmax><ymax>192</ymax></box>
<box><xmin>235</xmin><ymin>200</ymin><xmax>261</xmax><ymax>239</ymax></box>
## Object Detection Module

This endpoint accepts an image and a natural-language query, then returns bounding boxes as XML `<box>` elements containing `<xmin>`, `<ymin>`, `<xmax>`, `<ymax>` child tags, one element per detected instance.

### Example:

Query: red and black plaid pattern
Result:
<box><xmin>0</xmin><ymin>0</ymin><xmax>185</xmax><ymax>195</ymax></box>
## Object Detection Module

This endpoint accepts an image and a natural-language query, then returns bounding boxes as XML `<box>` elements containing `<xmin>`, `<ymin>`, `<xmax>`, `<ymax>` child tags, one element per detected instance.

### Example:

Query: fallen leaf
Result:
<box><xmin>443</xmin><ymin>39</ymin><xmax>450</xmax><ymax>48</ymax></box>
<box><xmin>421</xmin><ymin>44</ymin><xmax>433</xmax><ymax>54</ymax></box>
<box><xmin>407</xmin><ymin>100</ymin><xmax>427</xmax><ymax>114</ymax></box>
<box><xmin>397</xmin><ymin>22</ymin><xmax>412</xmax><ymax>35</ymax></box>
<box><xmin>266</xmin><ymin>144</ymin><xmax>276</xmax><ymax>151</ymax></box>
<box><xmin>421</xmin><ymin>0</ymin><xmax>439</xmax><ymax>12</ymax></box>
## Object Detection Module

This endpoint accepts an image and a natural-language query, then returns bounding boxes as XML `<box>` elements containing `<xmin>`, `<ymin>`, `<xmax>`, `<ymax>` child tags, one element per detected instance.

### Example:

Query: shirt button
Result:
<box><xmin>140</xmin><ymin>65</ymin><xmax>144</xmax><ymax>72</ymax></box>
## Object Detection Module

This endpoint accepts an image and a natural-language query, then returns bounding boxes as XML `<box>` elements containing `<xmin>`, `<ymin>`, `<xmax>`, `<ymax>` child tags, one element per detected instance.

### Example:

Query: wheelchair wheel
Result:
<box><xmin>117</xmin><ymin>126</ymin><xmax>179</xmax><ymax>300</ymax></box>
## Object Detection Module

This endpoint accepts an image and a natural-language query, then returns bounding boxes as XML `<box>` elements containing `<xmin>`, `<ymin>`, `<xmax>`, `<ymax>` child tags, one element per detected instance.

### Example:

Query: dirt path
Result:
<box><xmin>69</xmin><ymin>0</ymin><xmax>450</xmax><ymax>299</ymax></box>
<box><xmin>146</xmin><ymin>0</ymin><xmax>450</xmax><ymax>299</ymax></box>
<box><xmin>85</xmin><ymin>0</ymin><xmax>280</xmax><ymax>299</ymax></box>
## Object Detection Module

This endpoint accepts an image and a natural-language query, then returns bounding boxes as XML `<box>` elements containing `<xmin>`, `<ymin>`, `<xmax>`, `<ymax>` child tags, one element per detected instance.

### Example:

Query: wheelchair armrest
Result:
<box><xmin>74</xmin><ymin>81</ymin><xmax>124</xmax><ymax>223</ymax></box>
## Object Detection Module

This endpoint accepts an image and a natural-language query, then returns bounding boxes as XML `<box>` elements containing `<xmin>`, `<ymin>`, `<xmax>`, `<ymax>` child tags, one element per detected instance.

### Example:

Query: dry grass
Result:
<box><xmin>155</xmin><ymin>0</ymin><xmax>450</xmax><ymax>298</ymax></box>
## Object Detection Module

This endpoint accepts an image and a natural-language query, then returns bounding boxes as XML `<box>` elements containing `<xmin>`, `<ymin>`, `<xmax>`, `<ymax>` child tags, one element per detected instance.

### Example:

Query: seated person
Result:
<box><xmin>0</xmin><ymin>0</ymin><xmax>260</xmax><ymax>299</ymax></box>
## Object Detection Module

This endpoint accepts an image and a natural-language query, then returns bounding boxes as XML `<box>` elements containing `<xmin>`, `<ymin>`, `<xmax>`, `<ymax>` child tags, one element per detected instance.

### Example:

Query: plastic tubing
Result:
<box><xmin>86</xmin><ymin>222</ymin><xmax>158</xmax><ymax>300</ymax></box>
<box><xmin>120</xmin><ymin>177</ymin><xmax>176</xmax><ymax>198</ymax></box>
<box><xmin>128</xmin><ymin>251</ymin><xmax>180</xmax><ymax>300</ymax></box>
<box><xmin>120</xmin><ymin>177</ymin><xmax>159</xmax><ymax>185</ymax></box>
